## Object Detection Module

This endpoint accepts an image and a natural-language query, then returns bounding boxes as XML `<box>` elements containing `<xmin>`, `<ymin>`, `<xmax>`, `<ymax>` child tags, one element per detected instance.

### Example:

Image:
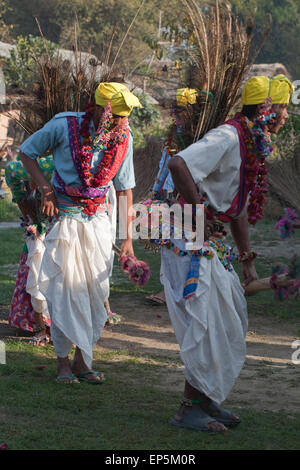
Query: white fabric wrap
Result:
<box><xmin>38</xmin><ymin>211</ymin><xmax>112</xmax><ymax>368</ymax></box>
<box><xmin>25</xmin><ymin>236</ymin><xmax>49</xmax><ymax>317</ymax></box>
<box><xmin>161</xmin><ymin>247</ymin><xmax>248</xmax><ymax>404</ymax></box>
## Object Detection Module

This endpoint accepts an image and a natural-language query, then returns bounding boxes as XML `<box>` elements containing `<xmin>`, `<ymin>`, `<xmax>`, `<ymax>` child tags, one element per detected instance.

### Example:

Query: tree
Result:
<box><xmin>0</xmin><ymin>0</ymin><xmax>12</xmax><ymax>41</ymax></box>
<box><xmin>2</xmin><ymin>0</ymin><xmax>300</xmax><ymax>77</ymax></box>
<box><xmin>229</xmin><ymin>0</ymin><xmax>300</xmax><ymax>78</ymax></box>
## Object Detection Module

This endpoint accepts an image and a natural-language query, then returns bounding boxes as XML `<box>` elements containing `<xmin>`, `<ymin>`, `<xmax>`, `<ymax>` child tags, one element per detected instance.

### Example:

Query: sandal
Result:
<box><xmin>105</xmin><ymin>312</ymin><xmax>122</xmax><ymax>326</ymax></box>
<box><xmin>30</xmin><ymin>325</ymin><xmax>51</xmax><ymax>346</ymax></box>
<box><xmin>145</xmin><ymin>294</ymin><xmax>166</xmax><ymax>306</ymax></box>
<box><xmin>203</xmin><ymin>401</ymin><xmax>241</xmax><ymax>427</ymax></box>
<box><xmin>76</xmin><ymin>370</ymin><xmax>105</xmax><ymax>385</ymax></box>
<box><xmin>170</xmin><ymin>407</ymin><xmax>225</xmax><ymax>433</ymax></box>
<box><xmin>55</xmin><ymin>374</ymin><xmax>80</xmax><ymax>384</ymax></box>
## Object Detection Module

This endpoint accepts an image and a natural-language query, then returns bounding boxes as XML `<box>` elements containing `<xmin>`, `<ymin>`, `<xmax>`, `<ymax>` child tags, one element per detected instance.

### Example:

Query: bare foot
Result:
<box><xmin>56</xmin><ymin>356</ymin><xmax>79</xmax><ymax>383</ymax></box>
<box><xmin>72</xmin><ymin>348</ymin><xmax>104</xmax><ymax>383</ymax></box>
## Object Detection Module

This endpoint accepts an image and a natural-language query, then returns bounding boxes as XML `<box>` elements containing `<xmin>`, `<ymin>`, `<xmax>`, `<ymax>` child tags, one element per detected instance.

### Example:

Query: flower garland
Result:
<box><xmin>54</xmin><ymin>102</ymin><xmax>130</xmax><ymax>215</ymax></box>
<box><xmin>120</xmin><ymin>255</ymin><xmax>151</xmax><ymax>286</ymax></box>
<box><xmin>275</xmin><ymin>208</ymin><xmax>300</xmax><ymax>240</ymax></box>
<box><xmin>236</xmin><ymin>114</ymin><xmax>274</xmax><ymax>225</ymax></box>
<box><xmin>270</xmin><ymin>260</ymin><xmax>300</xmax><ymax>301</ymax></box>
<box><xmin>78</xmin><ymin>102</ymin><xmax>129</xmax><ymax>189</ymax></box>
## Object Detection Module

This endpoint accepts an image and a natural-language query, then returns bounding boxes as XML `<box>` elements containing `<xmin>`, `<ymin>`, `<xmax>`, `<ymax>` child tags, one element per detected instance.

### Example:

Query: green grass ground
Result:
<box><xmin>0</xmin><ymin>221</ymin><xmax>300</xmax><ymax>450</ymax></box>
<box><xmin>0</xmin><ymin>197</ymin><xmax>20</xmax><ymax>222</ymax></box>
<box><xmin>1</xmin><ymin>340</ymin><xmax>300</xmax><ymax>450</ymax></box>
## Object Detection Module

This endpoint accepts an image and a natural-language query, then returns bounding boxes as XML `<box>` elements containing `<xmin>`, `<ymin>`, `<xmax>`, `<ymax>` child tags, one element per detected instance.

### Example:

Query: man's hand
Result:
<box><xmin>119</xmin><ymin>239</ymin><xmax>134</xmax><ymax>260</ymax></box>
<box><xmin>242</xmin><ymin>260</ymin><xmax>259</xmax><ymax>287</ymax></box>
<box><xmin>41</xmin><ymin>186</ymin><xmax>59</xmax><ymax>219</ymax></box>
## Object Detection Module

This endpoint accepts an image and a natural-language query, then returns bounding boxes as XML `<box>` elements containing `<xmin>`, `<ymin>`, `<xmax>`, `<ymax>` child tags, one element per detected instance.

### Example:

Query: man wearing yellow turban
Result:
<box><xmin>18</xmin><ymin>82</ymin><xmax>141</xmax><ymax>384</ymax></box>
<box><xmin>153</xmin><ymin>75</ymin><xmax>292</xmax><ymax>433</ymax></box>
<box><xmin>242</xmin><ymin>74</ymin><xmax>293</xmax><ymax>106</ymax></box>
<box><xmin>241</xmin><ymin>74</ymin><xmax>293</xmax><ymax>133</ymax></box>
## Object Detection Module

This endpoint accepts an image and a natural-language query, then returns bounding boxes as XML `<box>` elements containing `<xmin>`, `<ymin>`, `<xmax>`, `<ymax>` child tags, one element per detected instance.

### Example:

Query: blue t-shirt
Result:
<box><xmin>20</xmin><ymin>112</ymin><xmax>135</xmax><ymax>191</ymax></box>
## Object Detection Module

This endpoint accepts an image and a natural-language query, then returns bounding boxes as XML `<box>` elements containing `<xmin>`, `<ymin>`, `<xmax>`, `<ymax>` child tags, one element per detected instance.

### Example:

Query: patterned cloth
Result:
<box><xmin>5</xmin><ymin>155</ymin><xmax>54</xmax><ymax>203</ymax></box>
<box><xmin>8</xmin><ymin>249</ymin><xmax>51</xmax><ymax>332</ymax></box>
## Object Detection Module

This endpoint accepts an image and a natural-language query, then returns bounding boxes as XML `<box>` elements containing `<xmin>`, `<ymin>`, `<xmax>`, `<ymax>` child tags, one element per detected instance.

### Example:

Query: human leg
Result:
<box><xmin>161</xmin><ymin>247</ymin><xmax>246</xmax><ymax>431</ymax></box>
<box><xmin>31</xmin><ymin>311</ymin><xmax>50</xmax><ymax>346</ymax></box>
<box><xmin>71</xmin><ymin>348</ymin><xmax>105</xmax><ymax>384</ymax></box>
<box><xmin>171</xmin><ymin>380</ymin><xmax>227</xmax><ymax>432</ymax></box>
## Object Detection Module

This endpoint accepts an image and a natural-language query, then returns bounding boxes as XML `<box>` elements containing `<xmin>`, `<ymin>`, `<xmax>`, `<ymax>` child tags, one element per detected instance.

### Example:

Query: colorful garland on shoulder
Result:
<box><xmin>237</xmin><ymin>114</ymin><xmax>273</xmax><ymax>225</ymax></box>
<box><xmin>79</xmin><ymin>102</ymin><xmax>129</xmax><ymax>189</ymax></box>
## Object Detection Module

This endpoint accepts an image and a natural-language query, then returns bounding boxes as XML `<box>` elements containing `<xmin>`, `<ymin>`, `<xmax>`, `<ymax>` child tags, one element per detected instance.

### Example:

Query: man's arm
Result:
<box><xmin>168</xmin><ymin>156</ymin><xmax>213</xmax><ymax>240</ymax></box>
<box><xmin>230</xmin><ymin>213</ymin><xmax>259</xmax><ymax>286</ymax></box>
<box><xmin>168</xmin><ymin>156</ymin><xmax>202</xmax><ymax>205</ymax></box>
<box><xmin>19</xmin><ymin>152</ymin><xmax>58</xmax><ymax>218</ymax></box>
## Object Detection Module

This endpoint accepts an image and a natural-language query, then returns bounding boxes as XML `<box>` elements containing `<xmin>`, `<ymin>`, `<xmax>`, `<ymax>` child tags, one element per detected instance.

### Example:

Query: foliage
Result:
<box><xmin>2</xmin><ymin>0</ymin><xmax>300</xmax><ymax>76</ymax></box>
<box><xmin>130</xmin><ymin>93</ymin><xmax>160</xmax><ymax>130</ymax></box>
<box><xmin>3</xmin><ymin>0</ymin><xmax>183</xmax><ymax>70</ymax></box>
<box><xmin>0</xmin><ymin>0</ymin><xmax>12</xmax><ymax>41</ymax></box>
<box><xmin>229</xmin><ymin>0</ymin><xmax>300</xmax><ymax>79</ymax></box>
<box><xmin>3</xmin><ymin>35</ymin><xmax>58</xmax><ymax>89</ymax></box>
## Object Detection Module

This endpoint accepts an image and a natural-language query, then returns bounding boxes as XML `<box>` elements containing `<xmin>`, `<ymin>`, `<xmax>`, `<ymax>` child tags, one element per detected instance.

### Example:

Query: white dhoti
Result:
<box><xmin>26</xmin><ymin>236</ymin><xmax>49</xmax><ymax>316</ymax></box>
<box><xmin>38</xmin><ymin>211</ymin><xmax>112</xmax><ymax>369</ymax></box>
<box><xmin>161</xmin><ymin>246</ymin><xmax>248</xmax><ymax>404</ymax></box>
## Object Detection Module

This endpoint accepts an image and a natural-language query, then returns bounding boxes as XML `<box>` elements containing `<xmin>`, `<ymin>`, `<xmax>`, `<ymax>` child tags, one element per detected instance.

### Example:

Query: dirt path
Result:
<box><xmin>1</xmin><ymin>293</ymin><xmax>299</xmax><ymax>414</ymax></box>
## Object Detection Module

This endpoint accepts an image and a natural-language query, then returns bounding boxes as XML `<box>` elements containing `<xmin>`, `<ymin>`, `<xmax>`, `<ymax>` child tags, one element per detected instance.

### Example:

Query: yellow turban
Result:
<box><xmin>95</xmin><ymin>82</ymin><xmax>142</xmax><ymax>117</ymax></box>
<box><xmin>176</xmin><ymin>88</ymin><xmax>198</xmax><ymax>106</ymax></box>
<box><xmin>242</xmin><ymin>74</ymin><xmax>294</xmax><ymax>105</ymax></box>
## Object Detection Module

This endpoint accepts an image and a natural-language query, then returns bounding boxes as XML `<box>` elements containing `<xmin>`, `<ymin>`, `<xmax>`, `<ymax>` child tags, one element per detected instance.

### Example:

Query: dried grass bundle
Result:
<box><xmin>132</xmin><ymin>136</ymin><xmax>164</xmax><ymax>203</ymax></box>
<box><xmin>267</xmin><ymin>127</ymin><xmax>300</xmax><ymax>211</ymax></box>
<box><xmin>8</xmin><ymin>49</ymin><xmax>124</xmax><ymax>136</ymax></box>
<box><xmin>179</xmin><ymin>0</ymin><xmax>270</xmax><ymax>144</ymax></box>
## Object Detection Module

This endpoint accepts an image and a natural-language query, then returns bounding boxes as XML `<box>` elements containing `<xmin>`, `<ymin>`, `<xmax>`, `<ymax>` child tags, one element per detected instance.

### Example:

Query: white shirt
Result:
<box><xmin>177</xmin><ymin>124</ymin><xmax>241</xmax><ymax>214</ymax></box>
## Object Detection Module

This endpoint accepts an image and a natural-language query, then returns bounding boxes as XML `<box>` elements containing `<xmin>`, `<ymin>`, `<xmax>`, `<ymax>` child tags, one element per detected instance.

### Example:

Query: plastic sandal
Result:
<box><xmin>30</xmin><ymin>333</ymin><xmax>51</xmax><ymax>347</ymax></box>
<box><xmin>204</xmin><ymin>401</ymin><xmax>241</xmax><ymax>427</ymax></box>
<box><xmin>170</xmin><ymin>407</ymin><xmax>226</xmax><ymax>433</ymax></box>
<box><xmin>76</xmin><ymin>370</ymin><xmax>105</xmax><ymax>385</ymax></box>
<box><xmin>145</xmin><ymin>294</ymin><xmax>166</xmax><ymax>306</ymax></box>
<box><xmin>55</xmin><ymin>374</ymin><xmax>80</xmax><ymax>384</ymax></box>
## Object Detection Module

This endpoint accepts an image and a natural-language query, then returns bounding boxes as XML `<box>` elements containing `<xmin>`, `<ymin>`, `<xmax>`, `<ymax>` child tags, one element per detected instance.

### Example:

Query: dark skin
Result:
<box><xmin>168</xmin><ymin>103</ymin><xmax>290</xmax><ymax>431</ymax></box>
<box><xmin>19</xmin><ymin>104</ymin><xmax>134</xmax><ymax>382</ymax></box>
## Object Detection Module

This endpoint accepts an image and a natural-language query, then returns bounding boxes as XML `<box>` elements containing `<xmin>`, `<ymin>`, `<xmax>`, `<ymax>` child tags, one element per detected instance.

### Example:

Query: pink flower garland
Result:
<box><xmin>238</xmin><ymin>114</ymin><xmax>272</xmax><ymax>225</ymax></box>
<box><xmin>121</xmin><ymin>256</ymin><xmax>151</xmax><ymax>286</ymax></box>
<box><xmin>275</xmin><ymin>208</ymin><xmax>300</xmax><ymax>239</ymax></box>
<box><xmin>78</xmin><ymin>102</ymin><xmax>129</xmax><ymax>189</ymax></box>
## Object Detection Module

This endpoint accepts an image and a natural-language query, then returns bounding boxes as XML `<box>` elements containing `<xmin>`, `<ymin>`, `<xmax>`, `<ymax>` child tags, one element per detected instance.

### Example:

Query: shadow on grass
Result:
<box><xmin>0</xmin><ymin>341</ymin><xmax>300</xmax><ymax>450</ymax></box>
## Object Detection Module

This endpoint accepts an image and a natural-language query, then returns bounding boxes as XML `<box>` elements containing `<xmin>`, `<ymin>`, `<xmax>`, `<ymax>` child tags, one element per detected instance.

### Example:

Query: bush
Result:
<box><xmin>3</xmin><ymin>34</ymin><xmax>58</xmax><ymax>89</ymax></box>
